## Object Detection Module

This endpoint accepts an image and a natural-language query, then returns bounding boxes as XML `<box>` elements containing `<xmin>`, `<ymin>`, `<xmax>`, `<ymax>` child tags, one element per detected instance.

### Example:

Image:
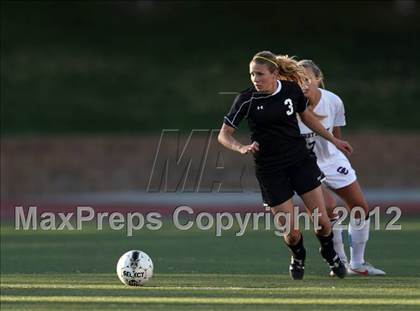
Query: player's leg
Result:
<box><xmin>299</xmin><ymin>186</ymin><xmax>346</xmax><ymax>278</ymax></box>
<box><xmin>323</xmin><ymin>186</ymin><xmax>337</xmax><ymax>219</ymax></box>
<box><xmin>333</xmin><ymin>180</ymin><xmax>385</xmax><ymax>275</ymax></box>
<box><xmin>288</xmin><ymin>154</ymin><xmax>346</xmax><ymax>278</ymax></box>
<box><xmin>257</xmin><ymin>171</ymin><xmax>306</xmax><ymax>280</ymax></box>
<box><xmin>323</xmin><ymin>186</ymin><xmax>348</xmax><ymax>264</ymax></box>
<box><xmin>271</xmin><ymin>199</ymin><xmax>306</xmax><ymax>280</ymax></box>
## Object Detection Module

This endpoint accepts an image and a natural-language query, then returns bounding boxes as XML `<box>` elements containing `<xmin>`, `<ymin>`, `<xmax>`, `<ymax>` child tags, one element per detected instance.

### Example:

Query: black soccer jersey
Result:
<box><xmin>224</xmin><ymin>80</ymin><xmax>310</xmax><ymax>170</ymax></box>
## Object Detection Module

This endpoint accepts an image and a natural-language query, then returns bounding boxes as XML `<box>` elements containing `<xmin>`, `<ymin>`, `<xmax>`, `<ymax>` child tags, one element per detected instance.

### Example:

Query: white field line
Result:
<box><xmin>1</xmin><ymin>295</ymin><xmax>420</xmax><ymax>305</ymax></box>
<box><xmin>1</xmin><ymin>283</ymin><xmax>420</xmax><ymax>296</ymax></box>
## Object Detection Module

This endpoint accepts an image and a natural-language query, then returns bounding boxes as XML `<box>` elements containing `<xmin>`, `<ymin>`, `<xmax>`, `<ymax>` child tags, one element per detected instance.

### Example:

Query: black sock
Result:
<box><xmin>316</xmin><ymin>232</ymin><xmax>338</xmax><ymax>265</ymax></box>
<box><xmin>285</xmin><ymin>234</ymin><xmax>306</xmax><ymax>261</ymax></box>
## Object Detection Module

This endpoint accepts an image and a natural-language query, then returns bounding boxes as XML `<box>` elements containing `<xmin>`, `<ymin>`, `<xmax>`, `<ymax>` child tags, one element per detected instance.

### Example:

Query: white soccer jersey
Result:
<box><xmin>298</xmin><ymin>88</ymin><xmax>348</xmax><ymax>169</ymax></box>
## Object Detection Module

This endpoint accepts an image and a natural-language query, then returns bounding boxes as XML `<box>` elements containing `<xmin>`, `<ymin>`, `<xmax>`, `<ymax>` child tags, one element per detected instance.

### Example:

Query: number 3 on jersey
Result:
<box><xmin>284</xmin><ymin>98</ymin><xmax>294</xmax><ymax>116</ymax></box>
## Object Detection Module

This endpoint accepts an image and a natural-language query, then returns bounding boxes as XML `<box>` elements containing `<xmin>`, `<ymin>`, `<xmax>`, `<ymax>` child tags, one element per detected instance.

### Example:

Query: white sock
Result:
<box><xmin>331</xmin><ymin>217</ymin><xmax>348</xmax><ymax>263</ymax></box>
<box><xmin>349</xmin><ymin>217</ymin><xmax>370</xmax><ymax>268</ymax></box>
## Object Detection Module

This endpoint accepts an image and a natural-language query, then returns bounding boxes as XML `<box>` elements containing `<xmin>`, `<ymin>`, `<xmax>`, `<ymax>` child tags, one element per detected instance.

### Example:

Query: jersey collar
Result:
<box><xmin>253</xmin><ymin>80</ymin><xmax>282</xmax><ymax>97</ymax></box>
<box><xmin>272</xmin><ymin>80</ymin><xmax>282</xmax><ymax>96</ymax></box>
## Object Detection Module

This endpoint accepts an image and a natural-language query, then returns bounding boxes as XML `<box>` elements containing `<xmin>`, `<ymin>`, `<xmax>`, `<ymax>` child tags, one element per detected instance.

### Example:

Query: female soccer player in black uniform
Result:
<box><xmin>218</xmin><ymin>51</ymin><xmax>352</xmax><ymax>279</ymax></box>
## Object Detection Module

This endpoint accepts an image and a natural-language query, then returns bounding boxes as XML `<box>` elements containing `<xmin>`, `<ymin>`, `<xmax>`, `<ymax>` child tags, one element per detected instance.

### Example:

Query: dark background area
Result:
<box><xmin>1</xmin><ymin>1</ymin><xmax>419</xmax><ymax>197</ymax></box>
<box><xmin>2</xmin><ymin>1</ymin><xmax>419</xmax><ymax>134</ymax></box>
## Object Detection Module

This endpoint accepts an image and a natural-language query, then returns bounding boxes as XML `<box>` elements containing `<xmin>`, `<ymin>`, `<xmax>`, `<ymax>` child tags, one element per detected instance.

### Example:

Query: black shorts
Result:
<box><xmin>256</xmin><ymin>154</ymin><xmax>324</xmax><ymax>207</ymax></box>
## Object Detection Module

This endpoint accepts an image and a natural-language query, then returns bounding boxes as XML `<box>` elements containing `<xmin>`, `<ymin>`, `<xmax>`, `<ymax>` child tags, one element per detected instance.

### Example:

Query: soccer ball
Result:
<box><xmin>116</xmin><ymin>250</ymin><xmax>154</xmax><ymax>286</ymax></box>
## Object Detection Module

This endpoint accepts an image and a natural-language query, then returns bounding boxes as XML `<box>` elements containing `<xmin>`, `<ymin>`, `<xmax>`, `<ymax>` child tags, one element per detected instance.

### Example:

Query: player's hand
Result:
<box><xmin>238</xmin><ymin>141</ymin><xmax>259</xmax><ymax>154</ymax></box>
<box><xmin>333</xmin><ymin>138</ymin><xmax>353</xmax><ymax>156</ymax></box>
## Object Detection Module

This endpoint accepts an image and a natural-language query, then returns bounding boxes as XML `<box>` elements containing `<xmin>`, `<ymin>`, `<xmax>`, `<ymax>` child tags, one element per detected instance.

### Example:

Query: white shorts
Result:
<box><xmin>320</xmin><ymin>159</ymin><xmax>357</xmax><ymax>190</ymax></box>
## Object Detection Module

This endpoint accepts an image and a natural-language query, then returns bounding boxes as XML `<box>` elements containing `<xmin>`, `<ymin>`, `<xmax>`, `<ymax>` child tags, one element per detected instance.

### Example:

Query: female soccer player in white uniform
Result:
<box><xmin>297</xmin><ymin>59</ymin><xmax>385</xmax><ymax>276</ymax></box>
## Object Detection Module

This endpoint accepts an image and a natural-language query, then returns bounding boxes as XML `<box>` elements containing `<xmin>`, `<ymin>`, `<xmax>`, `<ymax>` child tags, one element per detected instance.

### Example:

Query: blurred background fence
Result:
<box><xmin>1</xmin><ymin>1</ymin><xmax>419</xmax><ymax>198</ymax></box>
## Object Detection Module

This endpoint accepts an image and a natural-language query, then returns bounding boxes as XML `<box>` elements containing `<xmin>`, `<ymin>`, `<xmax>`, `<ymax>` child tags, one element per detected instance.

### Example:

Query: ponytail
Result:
<box><xmin>275</xmin><ymin>55</ymin><xmax>307</xmax><ymax>89</ymax></box>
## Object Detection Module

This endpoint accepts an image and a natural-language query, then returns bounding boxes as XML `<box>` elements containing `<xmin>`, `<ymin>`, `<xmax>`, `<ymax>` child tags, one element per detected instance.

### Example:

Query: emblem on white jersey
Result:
<box><xmin>337</xmin><ymin>166</ymin><xmax>349</xmax><ymax>175</ymax></box>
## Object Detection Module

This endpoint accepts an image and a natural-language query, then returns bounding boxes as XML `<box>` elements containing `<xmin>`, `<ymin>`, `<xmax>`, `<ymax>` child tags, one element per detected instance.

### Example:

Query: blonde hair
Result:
<box><xmin>251</xmin><ymin>52</ymin><xmax>325</xmax><ymax>119</ymax></box>
<box><xmin>298</xmin><ymin>59</ymin><xmax>325</xmax><ymax>88</ymax></box>
<box><xmin>251</xmin><ymin>51</ymin><xmax>308</xmax><ymax>89</ymax></box>
<box><xmin>297</xmin><ymin>59</ymin><xmax>326</xmax><ymax>119</ymax></box>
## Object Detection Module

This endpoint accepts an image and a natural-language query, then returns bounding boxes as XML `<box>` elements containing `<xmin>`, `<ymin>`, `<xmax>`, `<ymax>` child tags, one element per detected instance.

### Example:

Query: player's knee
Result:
<box><xmin>285</xmin><ymin>230</ymin><xmax>301</xmax><ymax>245</ymax></box>
<box><xmin>325</xmin><ymin>206</ymin><xmax>336</xmax><ymax>219</ymax></box>
<box><xmin>314</xmin><ymin>220</ymin><xmax>331</xmax><ymax>236</ymax></box>
<box><xmin>351</xmin><ymin>203</ymin><xmax>369</xmax><ymax>219</ymax></box>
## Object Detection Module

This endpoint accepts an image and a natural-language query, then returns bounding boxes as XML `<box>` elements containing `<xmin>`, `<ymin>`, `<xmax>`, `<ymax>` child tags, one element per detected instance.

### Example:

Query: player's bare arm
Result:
<box><xmin>218</xmin><ymin>123</ymin><xmax>259</xmax><ymax>154</ymax></box>
<box><xmin>332</xmin><ymin>126</ymin><xmax>342</xmax><ymax>139</ymax></box>
<box><xmin>299</xmin><ymin>109</ymin><xmax>353</xmax><ymax>156</ymax></box>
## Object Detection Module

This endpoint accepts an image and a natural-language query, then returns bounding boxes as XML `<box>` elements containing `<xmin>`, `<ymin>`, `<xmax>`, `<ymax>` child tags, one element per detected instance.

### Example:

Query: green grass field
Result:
<box><xmin>1</xmin><ymin>217</ymin><xmax>420</xmax><ymax>310</ymax></box>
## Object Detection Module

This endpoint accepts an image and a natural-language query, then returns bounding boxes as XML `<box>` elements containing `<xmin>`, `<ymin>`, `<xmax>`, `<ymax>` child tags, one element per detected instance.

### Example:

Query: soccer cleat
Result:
<box><xmin>329</xmin><ymin>261</ymin><xmax>349</xmax><ymax>277</ymax></box>
<box><xmin>289</xmin><ymin>256</ymin><xmax>305</xmax><ymax>280</ymax></box>
<box><xmin>329</xmin><ymin>255</ymin><xmax>347</xmax><ymax>278</ymax></box>
<box><xmin>347</xmin><ymin>262</ymin><xmax>386</xmax><ymax>276</ymax></box>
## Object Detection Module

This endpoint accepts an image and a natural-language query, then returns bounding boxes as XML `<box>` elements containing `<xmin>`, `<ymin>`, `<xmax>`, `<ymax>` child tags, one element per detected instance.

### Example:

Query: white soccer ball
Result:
<box><xmin>116</xmin><ymin>250</ymin><xmax>154</xmax><ymax>286</ymax></box>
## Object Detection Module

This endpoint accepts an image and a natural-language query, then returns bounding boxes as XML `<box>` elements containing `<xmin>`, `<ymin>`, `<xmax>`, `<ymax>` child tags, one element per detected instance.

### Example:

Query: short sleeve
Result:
<box><xmin>334</xmin><ymin>97</ymin><xmax>346</xmax><ymax>126</ymax></box>
<box><xmin>223</xmin><ymin>94</ymin><xmax>250</xmax><ymax>129</ymax></box>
